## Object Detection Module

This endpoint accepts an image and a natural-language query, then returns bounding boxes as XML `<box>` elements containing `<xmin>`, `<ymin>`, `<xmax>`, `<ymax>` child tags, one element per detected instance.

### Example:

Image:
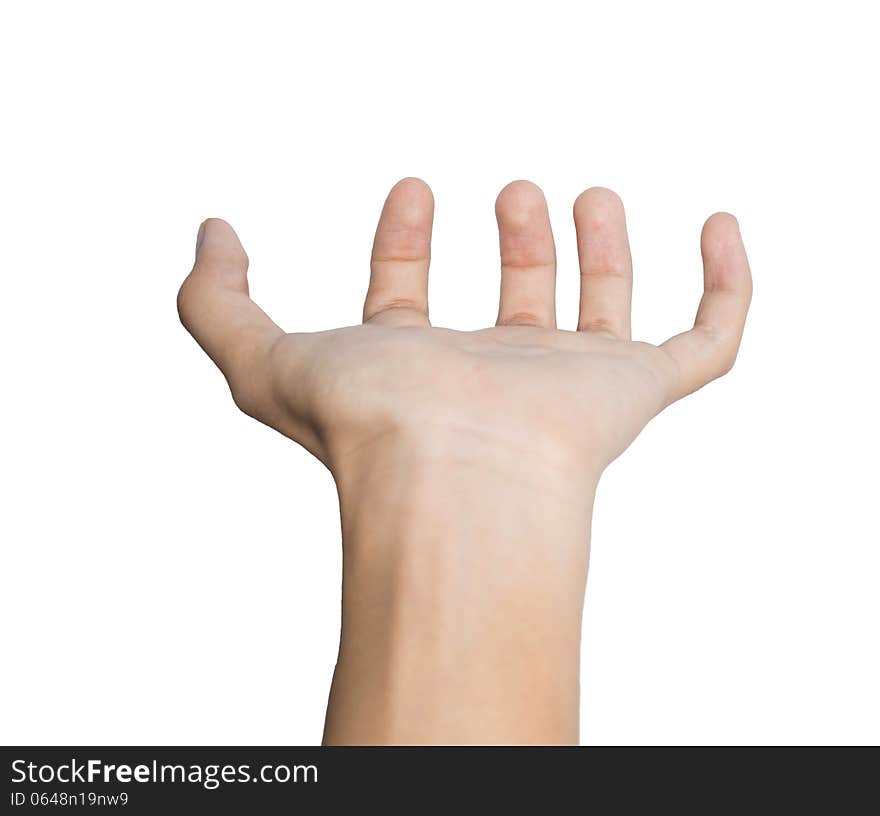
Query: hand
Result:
<box><xmin>178</xmin><ymin>179</ymin><xmax>751</xmax><ymax>479</ymax></box>
<box><xmin>177</xmin><ymin>178</ymin><xmax>752</xmax><ymax>744</ymax></box>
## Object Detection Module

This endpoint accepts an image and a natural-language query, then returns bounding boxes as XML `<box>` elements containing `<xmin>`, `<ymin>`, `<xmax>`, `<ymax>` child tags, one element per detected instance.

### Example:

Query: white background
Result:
<box><xmin>2</xmin><ymin>1</ymin><xmax>878</xmax><ymax>745</ymax></box>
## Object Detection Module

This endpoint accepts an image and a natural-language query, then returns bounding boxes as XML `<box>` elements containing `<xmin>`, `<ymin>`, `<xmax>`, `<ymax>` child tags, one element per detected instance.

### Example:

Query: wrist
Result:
<box><xmin>334</xmin><ymin>427</ymin><xmax>597</xmax><ymax>604</ymax></box>
<box><xmin>324</xmin><ymin>430</ymin><xmax>597</xmax><ymax>744</ymax></box>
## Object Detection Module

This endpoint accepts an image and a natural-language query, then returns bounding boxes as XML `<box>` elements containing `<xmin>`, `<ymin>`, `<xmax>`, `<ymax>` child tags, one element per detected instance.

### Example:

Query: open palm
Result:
<box><xmin>178</xmin><ymin>179</ymin><xmax>751</xmax><ymax>477</ymax></box>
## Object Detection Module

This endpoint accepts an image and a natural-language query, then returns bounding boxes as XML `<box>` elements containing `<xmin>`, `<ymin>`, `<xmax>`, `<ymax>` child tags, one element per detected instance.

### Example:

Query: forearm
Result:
<box><xmin>322</xmin><ymin>437</ymin><xmax>596</xmax><ymax>745</ymax></box>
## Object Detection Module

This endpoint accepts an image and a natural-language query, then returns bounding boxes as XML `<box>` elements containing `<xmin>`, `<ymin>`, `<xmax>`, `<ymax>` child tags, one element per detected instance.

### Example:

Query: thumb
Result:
<box><xmin>178</xmin><ymin>218</ymin><xmax>283</xmax><ymax>408</ymax></box>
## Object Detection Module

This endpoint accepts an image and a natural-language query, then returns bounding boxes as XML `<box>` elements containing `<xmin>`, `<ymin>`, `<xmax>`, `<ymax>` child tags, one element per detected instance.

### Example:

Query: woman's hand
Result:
<box><xmin>178</xmin><ymin>178</ymin><xmax>751</xmax><ymax>479</ymax></box>
<box><xmin>177</xmin><ymin>178</ymin><xmax>751</xmax><ymax>744</ymax></box>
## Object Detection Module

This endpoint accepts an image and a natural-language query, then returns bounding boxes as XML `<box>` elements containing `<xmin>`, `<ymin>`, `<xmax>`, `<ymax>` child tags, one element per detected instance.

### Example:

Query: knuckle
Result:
<box><xmin>228</xmin><ymin>347</ymin><xmax>278</xmax><ymax>422</ymax></box>
<box><xmin>378</xmin><ymin>296</ymin><xmax>426</xmax><ymax>312</ymax></box>
<box><xmin>176</xmin><ymin>278</ymin><xmax>198</xmax><ymax>328</ymax></box>
<box><xmin>717</xmin><ymin>347</ymin><xmax>738</xmax><ymax>376</ymax></box>
<box><xmin>500</xmin><ymin>311</ymin><xmax>542</xmax><ymax>327</ymax></box>
<box><xmin>696</xmin><ymin>323</ymin><xmax>739</xmax><ymax>376</ymax></box>
<box><xmin>229</xmin><ymin>377</ymin><xmax>261</xmax><ymax>419</ymax></box>
<box><xmin>579</xmin><ymin>262</ymin><xmax>630</xmax><ymax>280</ymax></box>
<box><xmin>580</xmin><ymin>317</ymin><xmax>617</xmax><ymax>335</ymax></box>
<box><xmin>703</xmin><ymin>331</ymin><xmax>739</xmax><ymax>379</ymax></box>
<box><xmin>365</xmin><ymin>296</ymin><xmax>428</xmax><ymax>321</ymax></box>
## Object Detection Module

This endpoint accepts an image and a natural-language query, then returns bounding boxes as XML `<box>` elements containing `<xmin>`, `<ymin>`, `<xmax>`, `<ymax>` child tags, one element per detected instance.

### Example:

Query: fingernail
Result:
<box><xmin>195</xmin><ymin>221</ymin><xmax>207</xmax><ymax>254</ymax></box>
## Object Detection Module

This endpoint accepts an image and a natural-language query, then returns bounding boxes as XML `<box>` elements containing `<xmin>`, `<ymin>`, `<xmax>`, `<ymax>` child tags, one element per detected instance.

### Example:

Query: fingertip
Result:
<box><xmin>391</xmin><ymin>176</ymin><xmax>433</xmax><ymax>196</ymax></box>
<box><xmin>195</xmin><ymin>217</ymin><xmax>249</xmax><ymax>270</ymax></box>
<box><xmin>495</xmin><ymin>180</ymin><xmax>548</xmax><ymax>225</ymax></box>
<box><xmin>706</xmin><ymin>210</ymin><xmax>738</xmax><ymax>224</ymax></box>
<box><xmin>700</xmin><ymin>212</ymin><xmax>751</xmax><ymax>295</ymax></box>
<box><xmin>374</xmin><ymin>178</ymin><xmax>435</xmax><ymax>246</ymax></box>
<box><xmin>384</xmin><ymin>177</ymin><xmax>435</xmax><ymax>221</ymax></box>
<box><xmin>701</xmin><ymin>211</ymin><xmax>741</xmax><ymax>247</ymax></box>
<box><xmin>198</xmin><ymin>216</ymin><xmax>243</xmax><ymax>245</ymax></box>
<box><xmin>573</xmin><ymin>186</ymin><xmax>624</xmax><ymax>220</ymax></box>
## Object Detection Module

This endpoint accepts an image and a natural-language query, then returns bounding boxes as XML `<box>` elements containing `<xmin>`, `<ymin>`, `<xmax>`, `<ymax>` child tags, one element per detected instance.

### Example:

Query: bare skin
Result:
<box><xmin>178</xmin><ymin>178</ymin><xmax>751</xmax><ymax>744</ymax></box>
